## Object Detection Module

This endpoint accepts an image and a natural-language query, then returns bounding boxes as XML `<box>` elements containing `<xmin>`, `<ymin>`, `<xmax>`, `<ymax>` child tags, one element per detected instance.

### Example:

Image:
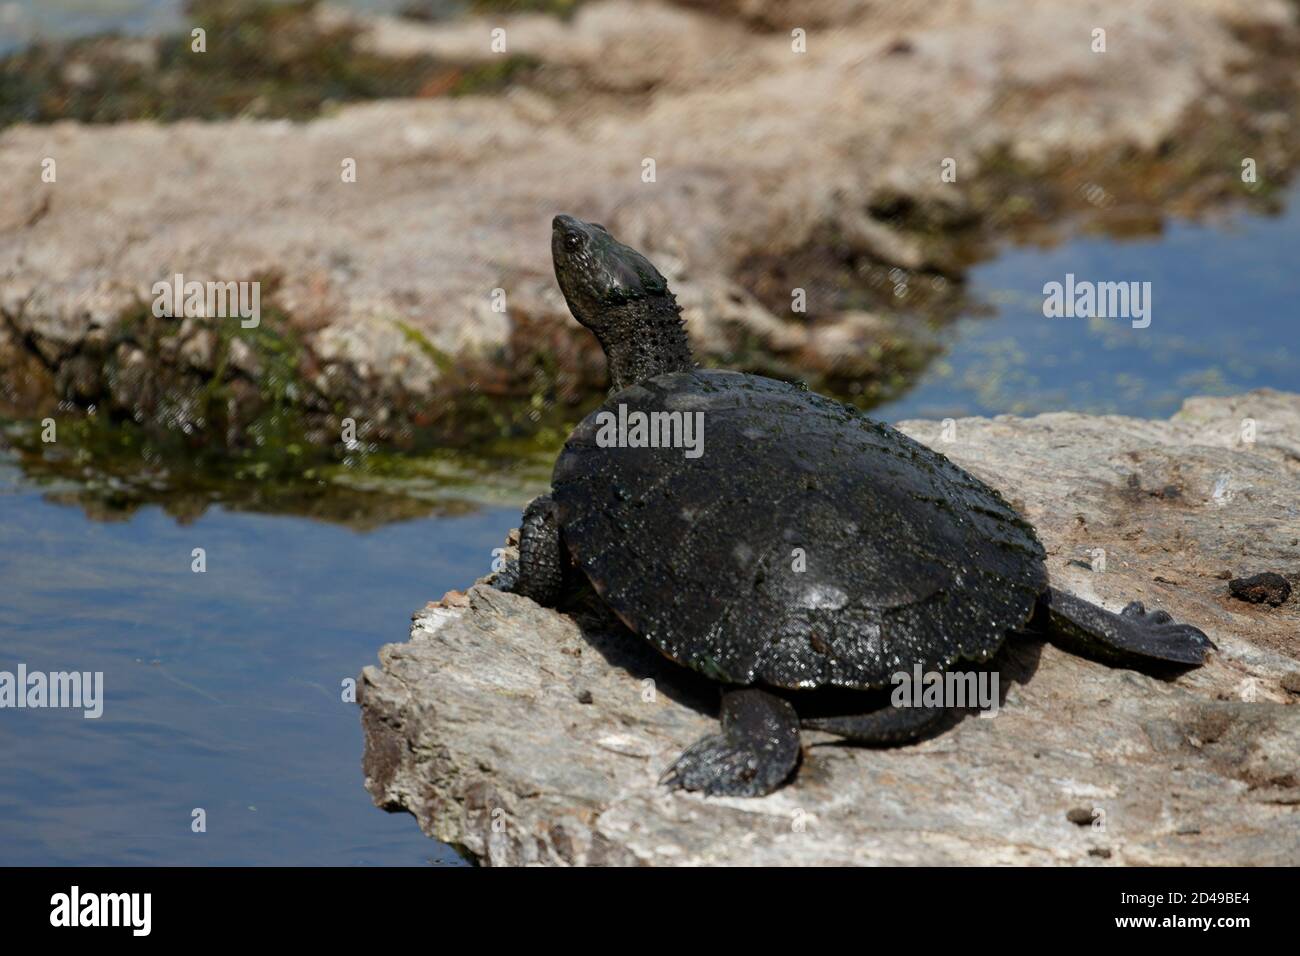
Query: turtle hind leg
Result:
<box><xmin>495</xmin><ymin>494</ymin><xmax>565</xmax><ymax>607</ymax></box>
<box><xmin>660</xmin><ymin>689</ymin><xmax>801</xmax><ymax>797</ymax></box>
<box><xmin>1035</xmin><ymin>587</ymin><xmax>1214</xmax><ymax>669</ymax></box>
<box><xmin>801</xmin><ymin>702</ymin><xmax>949</xmax><ymax>744</ymax></box>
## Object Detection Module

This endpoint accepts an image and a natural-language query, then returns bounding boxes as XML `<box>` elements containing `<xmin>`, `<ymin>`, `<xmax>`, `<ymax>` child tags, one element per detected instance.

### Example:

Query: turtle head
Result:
<box><xmin>551</xmin><ymin>214</ymin><xmax>672</xmax><ymax>332</ymax></box>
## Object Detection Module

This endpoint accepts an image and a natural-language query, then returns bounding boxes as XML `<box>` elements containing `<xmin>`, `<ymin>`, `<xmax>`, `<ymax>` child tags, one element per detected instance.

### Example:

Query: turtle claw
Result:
<box><xmin>1135</xmin><ymin>621</ymin><xmax>1215</xmax><ymax>662</ymax></box>
<box><xmin>661</xmin><ymin>689</ymin><xmax>800</xmax><ymax>797</ymax></box>
<box><xmin>1121</xmin><ymin>601</ymin><xmax>1172</xmax><ymax>625</ymax></box>
<box><xmin>660</xmin><ymin>733</ymin><xmax>765</xmax><ymax>795</ymax></box>
<box><xmin>1123</xmin><ymin>601</ymin><xmax>1216</xmax><ymax>658</ymax></box>
<box><xmin>491</xmin><ymin>559</ymin><xmax>520</xmax><ymax>593</ymax></box>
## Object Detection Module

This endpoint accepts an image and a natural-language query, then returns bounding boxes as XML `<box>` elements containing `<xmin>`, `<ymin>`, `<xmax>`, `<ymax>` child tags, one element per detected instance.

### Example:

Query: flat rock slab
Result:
<box><xmin>360</xmin><ymin>391</ymin><xmax>1300</xmax><ymax>865</ymax></box>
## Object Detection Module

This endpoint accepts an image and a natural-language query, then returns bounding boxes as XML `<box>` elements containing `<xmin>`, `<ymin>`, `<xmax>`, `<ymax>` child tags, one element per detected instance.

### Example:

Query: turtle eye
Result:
<box><xmin>563</xmin><ymin>232</ymin><xmax>585</xmax><ymax>252</ymax></box>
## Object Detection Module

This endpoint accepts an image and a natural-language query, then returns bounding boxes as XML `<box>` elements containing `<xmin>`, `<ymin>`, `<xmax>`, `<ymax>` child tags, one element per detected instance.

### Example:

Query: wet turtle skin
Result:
<box><xmin>552</xmin><ymin>368</ymin><xmax>1048</xmax><ymax>690</ymax></box>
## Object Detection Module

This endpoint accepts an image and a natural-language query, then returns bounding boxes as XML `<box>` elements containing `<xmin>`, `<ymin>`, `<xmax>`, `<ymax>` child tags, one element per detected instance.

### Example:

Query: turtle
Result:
<box><xmin>495</xmin><ymin>213</ymin><xmax>1214</xmax><ymax>797</ymax></box>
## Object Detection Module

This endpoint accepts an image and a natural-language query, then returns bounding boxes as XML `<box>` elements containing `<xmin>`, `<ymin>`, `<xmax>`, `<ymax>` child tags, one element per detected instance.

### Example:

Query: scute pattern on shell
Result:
<box><xmin>552</xmin><ymin>370</ymin><xmax>1048</xmax><ymax>689</ymax></box>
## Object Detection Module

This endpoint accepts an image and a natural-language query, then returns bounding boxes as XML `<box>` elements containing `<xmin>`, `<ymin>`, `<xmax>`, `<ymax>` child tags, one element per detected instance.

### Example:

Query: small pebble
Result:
<box><xmin>576</xmin><ymin>689</ymin><xmax>593</xmax><ymax>704</ymax></box>
<box><xmin>1067</xmin><ymin>807</ymin><xmax>1095</xmax><ymax>826</ymax></box>
<box><xmin>439</xmin><ymin>589</ymin><xmax>470</xmax><ymax>608</ymax></box>
<box><xmin>1228</xmin><ymin>572</ymin><xmax>1291</xmax><ymax>606</ymax></box>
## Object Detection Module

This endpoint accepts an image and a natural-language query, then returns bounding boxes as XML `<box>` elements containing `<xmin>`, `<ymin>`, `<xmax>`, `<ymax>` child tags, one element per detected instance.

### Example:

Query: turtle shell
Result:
<box><xmin>551</xmin><ymin>370</ymin><xmax>1047</xmax><ymax>689</ymax></box>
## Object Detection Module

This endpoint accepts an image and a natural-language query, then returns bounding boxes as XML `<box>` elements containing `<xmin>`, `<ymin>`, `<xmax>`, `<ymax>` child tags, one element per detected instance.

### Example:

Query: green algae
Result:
<box><xmin>0</xmin><ymin>299</ymin><xmax>592</xmax><ymax>526</ymax></box>
<box><xmin>0</xmin><ymin>0</ymin><xmax>539</xmax><ymax>128</ymax></box>
<box><xmin>0</xmin><ymin>397</ymin><xmax>568</xmax><ymax>528</ymax></box>
<box><xmin>468</xmin><ymin>0</ymin><xmax>585</xmax><ymax>16</ymax></box>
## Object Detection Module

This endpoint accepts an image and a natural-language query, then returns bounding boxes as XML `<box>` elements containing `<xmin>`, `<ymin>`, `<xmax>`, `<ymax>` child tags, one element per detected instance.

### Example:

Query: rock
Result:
<box><xmin>3</xmin><ymin>0</ymin><xmax>1298</xmax><ymax>439</ymax></box>
<box><xmin>359</xmin><ymin>390</ymin><xmax>1300</xmax><ymax>865</ymax></box>
<box><xmin>226</xmin><ymin>336</ymin><xmax>263</xmax><ymax>379</ymax></box>
<box><xmin>178</xmin><ymin>323</ymin><xmax>218</xmax><ymax>374</ymax></box>
<box><xmin>1229</xmin><ymin>572</ymin><xmax>1292</xmax><ymax>607</ymax></box>
<box><xmin>672</xmin><ymin>0</ymin><xmax>876</xmax><ymax>30</ymax></box>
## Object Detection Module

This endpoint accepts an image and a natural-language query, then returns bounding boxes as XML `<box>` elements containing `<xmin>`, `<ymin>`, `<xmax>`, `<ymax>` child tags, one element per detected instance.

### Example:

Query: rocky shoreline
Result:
<box><xmin>359</xmin><ymin>391</ymin><xmax>1300</xmax><ymax>865</ymax></box>
<box><xmin>3</xmin><ymin>0</ymin><xmax>1300</xmax><ymax>454</ymax></box>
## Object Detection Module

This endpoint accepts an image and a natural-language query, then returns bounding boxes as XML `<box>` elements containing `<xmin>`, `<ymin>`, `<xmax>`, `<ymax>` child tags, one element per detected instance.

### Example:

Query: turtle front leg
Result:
<box><xmin>661</xmin><ymin>689</ymin><xmax>801</xmax><ymax>797</ymax></box>
<box><xmin>495</xmin><ymin>494</ymin><xmax>565</xmax><ymax>607</ymax></box>
<box><xmin>1034</xmin><ymin>587</ymin><xmax>1214</xmax><ymax>668</ymax></box>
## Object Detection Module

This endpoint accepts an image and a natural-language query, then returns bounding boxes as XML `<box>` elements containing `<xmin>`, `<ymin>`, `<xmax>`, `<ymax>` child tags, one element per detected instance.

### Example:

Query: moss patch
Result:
<box><xmin>0</xmin><ymin>0</ymin><xmax>541</xmax><ymax>127</ymax></box>
<box><xmin>467</xmin><ymin>0</ymin><xmax>585</xmax><ymax>16</ymax></box>
<box><xmin>0</xmin><ymin>297</ymin><xmax>596</xmax><ymax>526</ymax></box>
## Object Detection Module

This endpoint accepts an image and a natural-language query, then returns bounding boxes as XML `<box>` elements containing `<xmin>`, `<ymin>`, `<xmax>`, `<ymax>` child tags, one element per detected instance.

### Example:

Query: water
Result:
<box><xmin>875</xmin><ymin>195</ymin><xmax>1300</xmax><ymax>421</ymax></box>
<box><xmin>0</xmin><ymin>460</ymin><xmax>515</xmax><ymax>864</ymax></box>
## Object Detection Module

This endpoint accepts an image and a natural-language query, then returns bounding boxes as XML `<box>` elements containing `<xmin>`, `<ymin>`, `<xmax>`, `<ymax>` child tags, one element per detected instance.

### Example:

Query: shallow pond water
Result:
<box><xmin>0</xmin><ymin>457</ymin><xmax>516</xmax><ymax>864</ymax></box>
<box><xmin>875</xmin><ymin>190</ymin><xmax>1300</xmax><ymax>421</ymax></box>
